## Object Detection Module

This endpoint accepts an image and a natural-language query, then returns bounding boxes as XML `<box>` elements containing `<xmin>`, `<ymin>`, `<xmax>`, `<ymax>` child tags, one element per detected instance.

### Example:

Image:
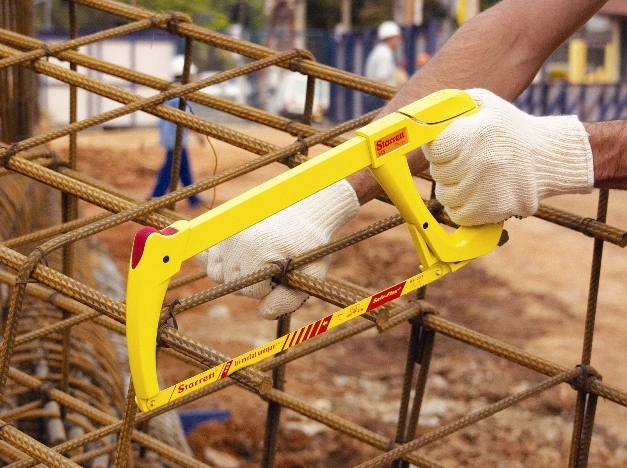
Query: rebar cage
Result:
<box><xmin>0</xmin><ymin>0</ymin><xmax>626</xmax><ymax>467</ymax></box>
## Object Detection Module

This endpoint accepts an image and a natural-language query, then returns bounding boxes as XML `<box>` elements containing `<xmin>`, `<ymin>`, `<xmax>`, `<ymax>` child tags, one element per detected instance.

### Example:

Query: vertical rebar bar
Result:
<box><xmin>581</xmin><ymin>189</ymin><xmax>609</xmax><ymax>366</ymax></box>
<box><xmin>261</xmin><ymin>315</ymin><xmax>292</xmax><ymax>468</ymax></box>
<box><xmin>568</xmin><ymin>189</ymin><xmax>609</xmax><ymax>468</ymax></box>
<box><xmin>577</xmin><ymin>393</ymin><xmax>598</xmax><ymax>468</ymax></box>
<box><xmin>167</xmin><ymin>37</ymin><xmax>195</xmax><ymax>209</ymax></box>
<box><xmin>392</xmin><ymin>323</ymin><xmax>420</xmax><ymax>468</ymax></box>
<box><xmin>113</xmin><ymin>381</ymin><xmax>138</xmax><ymax>468</ymax></box>
<box><xmin>59</xmin><ymin>0</ymin><xmax>80</xmax><ymax>421</ymax></box>
<box><xmin>394</xmin><ymin>323</ymin><xmax>435</xmax><ymax>468</ymax></box>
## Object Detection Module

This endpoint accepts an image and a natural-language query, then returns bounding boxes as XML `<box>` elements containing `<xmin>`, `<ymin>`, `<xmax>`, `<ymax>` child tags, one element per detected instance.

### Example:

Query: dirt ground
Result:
<box><xmin>50</xmin><ymin>122</ymin><xmax>627</xmax><ymax>467</ymax></box>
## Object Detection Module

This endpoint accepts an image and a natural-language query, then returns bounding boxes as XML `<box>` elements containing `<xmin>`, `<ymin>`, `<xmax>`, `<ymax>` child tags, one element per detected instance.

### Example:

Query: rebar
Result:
<box><xmin>0</xmin><ymin>1</ymin><xmax>625</xmax><ymax>467</ymax></box>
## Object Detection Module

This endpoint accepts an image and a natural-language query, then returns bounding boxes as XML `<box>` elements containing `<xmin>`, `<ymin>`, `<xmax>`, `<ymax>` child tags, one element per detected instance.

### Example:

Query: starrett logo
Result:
<box><xmin>176</xmin><ymin>370</ymin><xmax>216</xmax><ymax>395</ymax></box>
<box><xmin>375</xmin><ymin>127</ymin><xmax>408</xmax><ymax>157</ymax></box>
<box><xmin>367</xmin><ymin>282</ymin><xmax>406</xmax><ymax>311</ymax></box>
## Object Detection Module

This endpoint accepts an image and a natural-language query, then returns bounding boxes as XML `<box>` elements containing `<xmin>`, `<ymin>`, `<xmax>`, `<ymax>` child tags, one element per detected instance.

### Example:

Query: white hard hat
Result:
<box><xmin>377</xmin><ymin>21</ymin><xmax>401</xmax><ymax>41</ymax></box>
<box><xmin>170</xmin><ymin>54</ymin><xmax>198</xmax><ymax>78</ymax></box>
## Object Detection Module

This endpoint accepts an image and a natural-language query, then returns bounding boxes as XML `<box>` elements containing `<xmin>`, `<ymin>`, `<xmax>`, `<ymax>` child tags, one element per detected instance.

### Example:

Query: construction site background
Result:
<box><xmin>0</xmin><ymin>0</ymin><xmax>626</xmax><ymax>467</ymax></box>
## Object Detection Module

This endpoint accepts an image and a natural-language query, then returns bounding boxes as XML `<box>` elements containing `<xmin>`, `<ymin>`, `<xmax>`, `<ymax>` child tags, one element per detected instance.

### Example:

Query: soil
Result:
<box><xmin>50</xmin><ymin>122</ymin><xmax>627</xmax><ymax>468</ymax></box>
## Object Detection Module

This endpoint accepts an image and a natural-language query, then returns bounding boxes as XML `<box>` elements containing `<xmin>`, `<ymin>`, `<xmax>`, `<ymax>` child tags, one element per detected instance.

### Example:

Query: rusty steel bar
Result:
<box><xmin>0</xmin><ymin>418</ymin><xmax>81</xmax><ymax>468</ymax></box>
<box><xmin>392</xmin><ymin>323</ymin><xmax>422</xmax><ymax>468</ymax></box>
<box><xmin>417</xmin><ymin>171</ymin><xmax>627</xmax><ymax>246</ymax></box>
<box><xmin>4</xmin><ymin>367</ymin><xmax>211</xmax><ymax>468</ymax></box>
<box><xmin>581</xmin><ymin>189</ymin><xmax>610</xmax><ymax>365</ymax></box>
<box><xmin>72</xmin><ymin>0</ymin><xmax>398</xmax><ymax>99</ymax></box>
<box><xmin>260</xmin><ymin>315</ymin><xmax>291</xmax><ymax>468</ymax></box>
<box><xmin>393</xmin><ymin>324</ymin><xmax>436</xmax><ymax>468</ymax></box>
<box><xmin>0</xmin><ymin>27</ymin><xmax>353</xmax><ymax>148</ymax></box>
<box><xmin>262</xmin><ymin>388</ymin><xmax>445</xmax><ymax>468</ymax></box>
<box><xmin>0</xmin><ymin>16</ymin><xmax>175</xmax><ymax>70</ymax></box>
<box><xmin>354</xmin><ymin>368</ymin><xmax>584</xmax><ymax>468</ymax></box>
<box><xmin>420</xmin><ymin>312</ymin><xmax>627</xmax><ymax>407</ymax></box>
<box><xmin>0</xmin><ymin>44</ymin><xmax>304</xmax><ymax>157</ymax></box>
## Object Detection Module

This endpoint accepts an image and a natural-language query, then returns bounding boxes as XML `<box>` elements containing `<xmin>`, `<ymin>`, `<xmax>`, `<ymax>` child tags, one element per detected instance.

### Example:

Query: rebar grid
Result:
<box><xmin>0</xmin><ymin>1</ymin><xmax>625</xmax><ymax>467</ymax></box>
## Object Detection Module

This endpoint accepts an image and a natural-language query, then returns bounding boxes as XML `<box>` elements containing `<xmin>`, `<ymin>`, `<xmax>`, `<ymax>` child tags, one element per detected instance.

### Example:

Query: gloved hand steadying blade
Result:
<box><xmin>198</xmin><ymin>180</ymin><xmax>360</xmax><ymax>319</ymax></box>
<box><xmin>423</xmin><ymin>88</ymin><xmax>594</xmax><ymax>226</ymax></box>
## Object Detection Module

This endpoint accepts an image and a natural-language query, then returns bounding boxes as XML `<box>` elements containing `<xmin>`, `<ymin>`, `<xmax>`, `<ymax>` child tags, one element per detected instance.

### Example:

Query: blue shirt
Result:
<box><xmin>159</xmin><ymin>98</ymin><xmax>190</xmax><ymax>150</ymax></box>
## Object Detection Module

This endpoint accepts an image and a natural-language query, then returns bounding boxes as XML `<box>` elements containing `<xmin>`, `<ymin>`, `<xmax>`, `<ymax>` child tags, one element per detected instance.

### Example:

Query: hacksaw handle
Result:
<box><xmin>356</xmin><ymin>89</ymin><xmax>504</xmax><ymax>266</ymax></box>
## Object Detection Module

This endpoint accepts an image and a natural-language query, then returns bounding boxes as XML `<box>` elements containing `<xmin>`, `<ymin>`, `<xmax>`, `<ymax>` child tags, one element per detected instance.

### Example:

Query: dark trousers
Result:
<box><xmin>151</xmin><ymin>147</ymin><xmax>201</xmax><ymax>206</ymax></box>
<box><xmin>363</xmin><ymin>94</ymin><xmax>386</xmax><ymax>114</ymax></box>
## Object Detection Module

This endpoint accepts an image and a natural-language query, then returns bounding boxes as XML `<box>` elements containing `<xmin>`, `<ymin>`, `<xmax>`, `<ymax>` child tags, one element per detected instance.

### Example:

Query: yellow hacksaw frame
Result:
<box><xmin>126</xmin><ymin>89</ymin><xmax>504</xmax><ymax>412</ymax></box>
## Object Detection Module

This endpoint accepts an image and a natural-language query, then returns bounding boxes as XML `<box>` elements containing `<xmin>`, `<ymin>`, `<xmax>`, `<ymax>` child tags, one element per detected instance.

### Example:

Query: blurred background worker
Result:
<box><xmin>363</xmin><ymin>20</ymin><xmax>403</xmax><ymax>113</ymax></box>
<box><xmin>151</xmin><ymin>55</ymin><xmax>203</xmax><ymax>207</ymax></box>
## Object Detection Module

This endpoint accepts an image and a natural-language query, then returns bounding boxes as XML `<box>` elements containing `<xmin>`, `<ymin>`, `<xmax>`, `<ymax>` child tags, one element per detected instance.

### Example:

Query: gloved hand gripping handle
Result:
<box><xmin>126</xmin><ymin>89</ymin><xmax>504</xmax><ymax>412</ymax></box>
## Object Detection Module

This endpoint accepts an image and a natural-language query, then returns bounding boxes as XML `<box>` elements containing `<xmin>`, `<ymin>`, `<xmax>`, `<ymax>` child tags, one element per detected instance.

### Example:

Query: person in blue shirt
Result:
<box><xmin>151</xmin><ymin>55</ymin><xmax>203</xmax><ymax>207</ymax></box>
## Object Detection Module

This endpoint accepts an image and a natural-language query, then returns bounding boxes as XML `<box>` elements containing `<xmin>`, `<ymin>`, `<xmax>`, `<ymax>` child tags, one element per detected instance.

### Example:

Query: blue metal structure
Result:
<box><xmin>516</xmin><ymin>82</ymin><xmax>627</xmax><ymax>121</ymax></box>
<box><xmin>330</xmin><ymin>21</ymin><xmax>441</xmax><ymax>122</ymax></box>
<box><xmin>329</xmin><ymin>22</ymin><xmax>627</xmax><ymax>124</ymax></box>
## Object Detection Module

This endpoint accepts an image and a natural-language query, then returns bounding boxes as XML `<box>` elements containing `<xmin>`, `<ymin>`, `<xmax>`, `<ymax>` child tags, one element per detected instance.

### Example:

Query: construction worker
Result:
<box><xmin>202</xmin><ymin>0</ymin><xmax>627</xmax><ymax>318</ymax></box>
<box><xmin>151</xmin><ymin>55</ymin><xmax>202</xmax><ymax>207</ymax></box>
<box><xmin>363</xmin><ymin>20</ymin><xmax>403</xmax><ymax>113</ymax></box>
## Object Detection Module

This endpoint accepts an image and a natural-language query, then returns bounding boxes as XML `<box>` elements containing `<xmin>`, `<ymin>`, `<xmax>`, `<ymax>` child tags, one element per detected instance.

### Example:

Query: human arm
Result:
<box><xmin>199</xmin><ymin>0</ymin><xmax>611</xmax><ymax>317</ymax></box>
<box><xmin>348</xmin><ymin>0</ymin><xmax>610</xmax><ymax>204</ymax></box>
<box><xmin>585</xmin><ymin>120</ymin><xmax>627</xmax><ymax>189</ymax></box>
<box><xmin>193</xmin><ymin>131</ymin><xmax>207</xmax><ymax>146</ymax></box>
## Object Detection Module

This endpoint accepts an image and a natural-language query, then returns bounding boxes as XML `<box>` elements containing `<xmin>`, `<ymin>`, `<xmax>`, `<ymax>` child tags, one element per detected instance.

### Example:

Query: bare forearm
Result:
<box><xmin>348</xmin><ymin>0</ymin><xmax>609</xmax><ymax>204</ymax></box>
<box><xmin>585</xmin><ymin>121</ymin><xmax>627</xmax><ymax>189</ymax></box>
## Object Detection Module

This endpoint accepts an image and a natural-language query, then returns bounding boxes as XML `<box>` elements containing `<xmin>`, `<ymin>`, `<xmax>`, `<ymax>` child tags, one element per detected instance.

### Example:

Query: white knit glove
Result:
<box><xmin>198</xmin><ymin>180</ymin><xmax>360</xmax><ymax>319</ymax></box>
<box><xmin>423</xmin><ymin>89</ymin><xmax>594</xmax><ymax>226</ymax></box>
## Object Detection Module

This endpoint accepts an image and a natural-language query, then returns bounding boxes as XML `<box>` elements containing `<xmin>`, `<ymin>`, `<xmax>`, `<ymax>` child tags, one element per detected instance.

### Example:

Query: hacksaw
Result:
<box><xmin>126</xmin><ymin>89</ymin><xmax>505</xmax><ymax>412</ymax></box>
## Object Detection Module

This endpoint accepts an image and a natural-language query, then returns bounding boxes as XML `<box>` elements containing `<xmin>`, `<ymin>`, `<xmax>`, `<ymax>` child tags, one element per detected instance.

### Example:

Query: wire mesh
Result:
<box><xmin>0</xmin><ymin>0</ymin><xmax>626</xmax><ymax>467</ymax></box>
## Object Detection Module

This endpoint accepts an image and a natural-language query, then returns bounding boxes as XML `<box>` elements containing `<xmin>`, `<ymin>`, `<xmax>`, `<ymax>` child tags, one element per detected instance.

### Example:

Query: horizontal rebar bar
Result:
<box><xmin>72</xmin><ymin>0</ymin><xmax>398</xmax><ymax>99</ymax></box>
<box><xmin>0</xmin><ymin>15</ymin><xmax>175</xmax><ymax>70</ymax></box>
<box><xmin>416</xmin><ymin>171</ymin><xmax>627</xmax><ymax>247</ymax></box>
<box><xmin>421</xmin><ymin>312</ymin><xmax>627</xmax><ymax>406</ymax></box>
<box><xmin>0</xmin><ymin>27</ymin><xmax>353</xmax><ymax>147</ymax></box>
<box><xmin>354</xmin><ymin>368</ymin><xmax>583</xmax><ymax>468</ymax></box>
<box><xmin>4</xmin><ymin>368</ymin><xmax>211</xmax><ymax>468</ymax></box>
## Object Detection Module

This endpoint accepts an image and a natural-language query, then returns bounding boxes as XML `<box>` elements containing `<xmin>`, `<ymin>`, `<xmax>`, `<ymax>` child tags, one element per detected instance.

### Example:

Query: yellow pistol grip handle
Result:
<box><xmin>126</xmin><ymin>220</ymin><xmax>190</xmax><ymax>407</ymax></box>
<box><xmin>356</xmin><ymin>89</ymin><xmax>504</xmax><ymax>267</ymax></box>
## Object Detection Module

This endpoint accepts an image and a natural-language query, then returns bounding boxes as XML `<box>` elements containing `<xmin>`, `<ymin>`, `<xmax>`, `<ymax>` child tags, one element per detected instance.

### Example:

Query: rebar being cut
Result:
<box><xmin>0</xmin><ymin>0</ymin><xmax>626</xmax><ymax>467</ymax></box>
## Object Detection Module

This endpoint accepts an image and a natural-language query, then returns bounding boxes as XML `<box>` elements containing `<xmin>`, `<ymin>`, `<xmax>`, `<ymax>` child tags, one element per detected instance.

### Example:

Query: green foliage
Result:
<box><xmin>306</xmin><ymin>0</ymin><xmax>450</xmax><ymax>31</ymax></box>
<box><xmin>306</xmin><ymin>0</ymin><xmax>341</xmax><ymax>30</ymax></box>
<box><xmin>354</xmin><ymin>0</ymin><xmax>393</xmax><ymax>29</ymax></box>
<box><xmin>480</xmin><ymin>0</ymin><xmax>502</xmax><ymax>11</ymax></box>
<box><xmin>127</xmin><ymin>0</ymin><xmax>265</xmax><ymax>30</ymax></box>
<box><xmin>35</xmin><ymin>0</ymin><xmax>265</xmax><ymax>33</ymax></box>
<box><xmin>128</xmin><ymin>0</ymin><xmax>227</xmax><ymax>29</ymax></box>
<box><xmin>307</xmin><ymin>0</ymin><xmax>393</xmax><ymax>31</ymax></box>
<box><xmin>35</xmin><ymin>0</ymin><xmax>127</xmax><ymax>31</ymax></box>
<box><xmin>424</xmin><ymin>0</ymin><xmax>448</xmax><ymax>20</ymax></box>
